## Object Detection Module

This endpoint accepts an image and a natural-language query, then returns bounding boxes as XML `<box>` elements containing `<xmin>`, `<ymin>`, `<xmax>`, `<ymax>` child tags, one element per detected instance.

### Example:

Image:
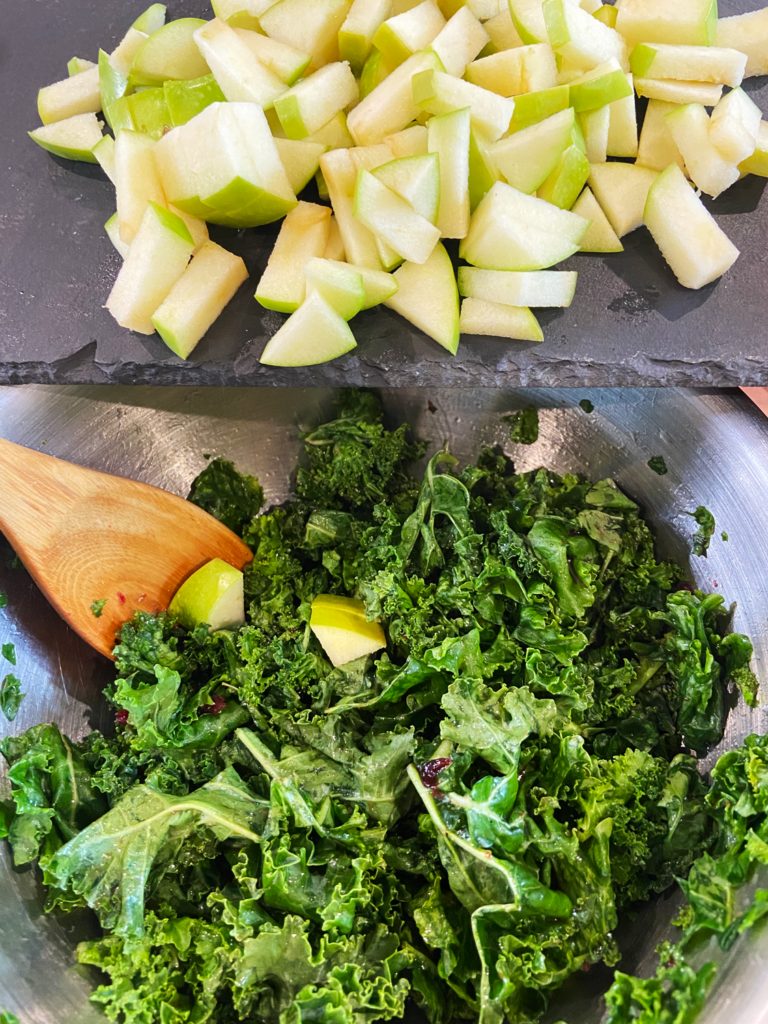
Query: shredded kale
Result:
<box><xmin>0</xmin><ymin>592</ymin><xmax>7</xmax><ymax>609</ymax></box>
<box><xmin>1</xmin><ymin>642</ymin><xmax>15</xmax><ymax>665</ymax></box>
<box><xmin>0</xmin><ymin>674</ymin><xmax>23</xmax><ymax>722</ymax></box>
<box><xmin>687</xmin><ymin>505</ymin><xmax>716</xmax><ymax>557</ymax></box>
<box><xmin>506</xmin><ymin>406</ymin><xmax>539</xmax><ymax>444</ymax></box>
<box><xmin>0</xmin><ymin>1012</ymin><xmax>20</xmax><ymax>1024</ymax></box>
<box><xmin>90</xmin><ymin>599</ymin><xmax>108</xmax><ymax>618</ymax></box>
<box><xmin>579</xmin><ymin>399</ymin><xmax>594</xmax><ymax>414</ymax></box>
<box><xmin>648</xmin><ymin>456</ymin><xmax>668</xmax><ymax>475</ymax></box>
<box><xmin>1</xmin><ymin>392</ymin><xmax>763</xmax><ymax>1024</ymax></box>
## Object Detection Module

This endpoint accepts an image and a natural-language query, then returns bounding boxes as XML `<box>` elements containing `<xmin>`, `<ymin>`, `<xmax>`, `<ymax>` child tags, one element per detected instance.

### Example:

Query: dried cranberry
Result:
<box><xmin>581</xmin><ymin>963</ymin><xmax>591</xmax><ymax>973</ymax></box>
<box><xmin>117</xmin><ymin>591</ymin><xmax>126</xmax><ymax>605</ymax></box>
<box><xmin>418</xmin><ymin>757</ymin><xmax>452</xmax><ymax>790</ymax></box>
<box><xmin>200</xmin><ymin>694</ymin><xmax>227</xmax><ymax>715</ymax></box>
<box><xmin>115</xmin><ymin>709</ymin><xmax>129</xmax><ymax>726</ymax></box>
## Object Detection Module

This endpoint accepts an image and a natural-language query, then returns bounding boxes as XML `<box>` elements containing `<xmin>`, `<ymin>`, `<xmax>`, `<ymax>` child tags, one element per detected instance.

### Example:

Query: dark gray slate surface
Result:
<box><xmin>1</xmin><ymin>0</ymin><xmax>767</xmax><ymax>387</ymax></box>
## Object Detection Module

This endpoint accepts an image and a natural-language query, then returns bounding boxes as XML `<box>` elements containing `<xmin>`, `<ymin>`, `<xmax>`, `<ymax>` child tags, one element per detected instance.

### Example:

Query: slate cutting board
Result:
<box><xmin>1</xmin><ymin>0</ymin><xmax>766</xmax><ymax>387</ymax></box>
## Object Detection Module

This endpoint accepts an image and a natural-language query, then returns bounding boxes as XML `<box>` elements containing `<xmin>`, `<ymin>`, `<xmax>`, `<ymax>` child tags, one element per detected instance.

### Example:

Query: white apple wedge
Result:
<box><xmin>571</xmin><ymin>186</ymin><xmax>623</xmax><ymax>252</ymax></box>
<box><xmin>385</xmin><ymin>125</ymin><xmax>429</xmax><ymax>157</ymax></box>
<box><xmin>348</xmin><ymin>48</ymin><xmax>444</xmax><ymax>145</ymax></box>
<box><xmin>169</xmin><ymin>559</ymin><xmax>245</xmax><ymax>632</ymax></box>
<box><xmin>373</xmin><ymin>0</ymin><xmax>445</xmax><ymax>66</ymax></box>
<box><xmin>484</xmin><ymin>8</ymin><xmax>524</xmax><ymax>51</ymax></box>
<box><xmin>339</xmin><ymin>0</ymin><xmax>393</xmax><ymax>74</ymax></box>
<box><xmin>412</xmin><ymin>69</ymin><xmax>514</xmax><ymax>141</ymax></box>
<box><xmin>233</xmin><ymin>28</ymin><xmax>312</xmax><ymax>85</ymax></box>
<box><xmin>490</xmin><ymin>107</ymin><xmax>575</xmax><ymax>194</ymax></box>
<box><xmin>129</xmin><ymin>18</ymin><xmax>210</xmax><ymax>85</ymax></box>
<box><xmin>115</xmin><ymin>129</ymin><xmax>167</xmax><ymax>245</ymax></box>
<box><xmin>543</xmin><ymin>0</ymin><xmax>628</xmax><ymax>72</ymax></box>
<box><xmin>427</xmin><ymin>107</ymin><xmax>470</xmax><ymax>237</ymax></box>
<box><xmin>587</xmin><ymin>161</ymin><xmax>658</xmax><ymax>236</ymax></box>
<box><xmin>372</xmin><ymin>152</ymin><xmax>441</xmax><ymax>223</ymax></box>
<box><xmin>385</xmin><ymin>241</ymin><xmax>459</xmax><ymax>352</ymax></box>
<box><xmin>614</xmin><ymin>0</ymin><xmax>717</xmax><ymax>47</ymax></box>
<box><xmin>629</xmin><ymin>43</ymin><xmax>746</xmax><ymax>88</ymax></box>
<box><xmin>324</xmin><ymin>217</ymin><xmax>346</xmax><ymax>260</ymax></box>
<box><xmin>636</xmin><ymin>99</ymin><xmax>686</xmax><ymax>172</ymax></box>
<box><xmin>644</xmin><ymin>162</ymin><xmax>739</xmax><ymax>289</ymax></box>
<box><xmin>105</xmin><ymin>213</ymin><xmax>131</xmax><ymax>259</ymax></box>
<box><xmin>665</xmin><ymin>103</ymin><xmax>740</xmax><ymax>198</ymax></box>
<box><xmin>29</xmin><ymin>113</ymin><xmax>103</xmax><ymax>163</ymax></box>
<box><xmin>459</xmin><ymin>298</ymin><xmax>544</xmax><ymax>340</ymax></box>
<box><xmin>106</xmin><ymin>201</ymin><xmax>195</xmax><ymax>334</ymax></box>
<box><xmin>606</xmin><ymin>72</ymin><xmax>638</xmax><ymax>158</ymax></box>
<box><xmin>153</xmin><ymin>241</ymin><xmax>249</xmax><ymax>359</ymax></box>
<box><xmin>430</xmin><ymin>7</ymin><xmax>489</xmax><ymax>77</ymax></box>
<box><xmin>275</xmin><ymin>62</ymin><xmax>359</xmax><ymax>139</ymax></box>
<box><xmin>259</xmin><ymin>0</ymin><xmax>352</xmax><ymax>71</ymax></box>
<box><xmin>255</xmin><ymin>201</ymin><xmax>332</xmax><ymax>312</ymax></box>
<box><xmin>715</xmin><ymin>8</ymin><xmax>768</xmax><ymax>78</ymax></box>
<box><xmin>303</xmin><ymin>257</ymin><xmax>367</xmax><ymax>319</ymax></box>
<box><xmin>465</xmin><ymin>44</ymin><xmax>557</xmax><ymax>97</ymax></box>
<box><xmin>709</xmin><ymin>87</ymin><xmax>762</xmax><ymax>166</ymax></box>
<box><xmin>310</xmin><ymin>595</ymin><xmax>386</xmax><ymax>667</ymax></box>
<box><xmin>38</xmin><ymin>66</ymin><xmax>102</xmax><ymax>125</ymax></box>
<box><xmin>459</xmin><ymin>267</ymin><xmax>577</xmax><ymax>306</ymax></box>
<box><xmin>321</xmin><ymin>148</ymin><xmax>384</xmax><ymax>268</ymax></box>
<box><xmin>275</xmin><ymin>138</ymin><xmax>328</xmax><ymax>194</ymax></box>
<box><xmin>580</xmin><ymin>105</ymin><xmax>610</xmax><ymax>162</ymax></box>
<box><xmin>260</xmin><ymin>291</ymin><xmax>358</xmax><ymax>365</ymax></box>
<box><xmin>633</xmin><ymin>78</ymin><xmax>723</xmax><ymax>106</ymax></box>
<box><xmin>353</xmin><ymin>169</ymin><xmax>441</xmax><ymax>263</ymax></box>
<box><xmin>194</xmin><ymin>19</ymin><xmax>287</xmax><ymax>108</ymax></box>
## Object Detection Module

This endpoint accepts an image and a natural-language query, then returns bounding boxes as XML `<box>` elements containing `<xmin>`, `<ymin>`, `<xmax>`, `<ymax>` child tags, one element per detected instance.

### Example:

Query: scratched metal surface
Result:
<box><xmin>0</xmin><ymin>1</ymin><xmax>767</xmax><ymax>386</ymax></box>
<box><xmin>0</xmin><ymin>385</ymin><xmax>767</xmax><ymax>1023</ymax></box>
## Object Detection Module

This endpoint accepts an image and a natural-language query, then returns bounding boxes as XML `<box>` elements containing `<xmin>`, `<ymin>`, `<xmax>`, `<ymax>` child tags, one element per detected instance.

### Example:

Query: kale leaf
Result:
<box><xmin>188</xmin><ymin>456</ymin><xmax>264</xmax><ymax>534</ymax></box>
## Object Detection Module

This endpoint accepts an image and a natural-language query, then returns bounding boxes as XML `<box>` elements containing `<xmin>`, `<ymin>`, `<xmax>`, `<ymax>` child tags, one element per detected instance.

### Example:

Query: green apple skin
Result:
<box><xmin>133</xmin><ymin>3</ymin><xmax>167</xmax><ymax>34</ymax></box>
<box><xmin>507</xmin><ymin>85</ymin><xmax>570</xmax><ymax>132</ymax></box>
<box><xmin>260</xmin><ymin>291</ymin><xmax>358</xmax><ymax>367</ymax></box>
<box><xmin>569</xmin><ymin>69</ymin><xmax>633</xmax><ymax>112</ymax></box>
<box><xmin>108</xmin><ymin>95</ymin><xmax>137</xmax><ymax>132</ymax></box>
<box><xmin>99</xmin><ymin>49</ymin><xmax>132</xmax><ymax>131</ymax></box>
<box><xmin>360</xmin><ymin>47</ymin><xmax>394</xmax><ymax>99</ymax></box>
<box><xmin>126</xmin><ymin>87</ymin><xmax>172</xmax><ymax>139</ymax></box>
<box><xmin>29</xmin><ymin>113</ymin><xmax>103</xmax><ymax>163</ymax></box>
<box><xmin>274</xmin><ymin>93</ymin><xmax>309</xmax><ymax>140</ymax></box>
<box><xmin>171</xmin><ymin>177</ymin><xmax>298</xmax><ymax>228</ymax></box>
<box><xmin>165</xmin><ymin>75</ymin><xmax>227</xmax><ymax>127</ymax></box>
<box><xmin>385</xmin><ymin>241</ymin><xmax>460</xmax><ymax>353</ymax></box>
<box><xmin>169</xmin><ymin>558</ymin><xmax>245</xmax><ymax>632</ymax></box>
<box><xmin>129</xmin><ymin>19</ymin><xmax>210</xmax><ymax>87</ymax></box>
<box><xmin>310</xmin><ymin>594</ymin><xmax>387</xmax><ymax>667</ymax></box>
<box><xmin>68</xmin><ymin>56</ymin><xmax>96</xmax><ymax>75</ymax></box>
<box><xmin>537</xmin><ymin>145</ymin><xmax>590</xmax><ymax>209</ymax></box>
<box><xmin>469</xmin><ymin>130</ymin><xmax>502</xmax><ymax>212</ymax></box>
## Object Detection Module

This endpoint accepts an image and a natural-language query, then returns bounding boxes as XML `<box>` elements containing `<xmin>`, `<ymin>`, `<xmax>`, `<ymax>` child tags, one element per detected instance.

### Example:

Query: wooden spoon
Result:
<box><xmin>0</xmin><ymin>437</ymin><xmax>253</xmax><ymax>659</ymax></box>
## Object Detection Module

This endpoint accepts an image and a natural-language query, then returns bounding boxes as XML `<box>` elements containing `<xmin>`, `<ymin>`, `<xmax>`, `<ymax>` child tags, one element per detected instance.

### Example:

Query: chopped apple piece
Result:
<box><xmin>459</xmin><ymin>297</ymin><xmax>543</xmax><ymax>339</ymax></box>
<box><xmin>606</xmin><ymin>72</ymin><xmax>637</xmax><ymax>157</ymax></box>
<box><xmin>571</xmin><ymin>185</ymin><xmax>623</xmax><ymax>252</ymax></box>
<box><xmin>168</xmin><ymin>205</ymin><xmax>209</xmax><ymax>252</ymax></box>
<box><xmin>715</xmin><ymin>8</ymin><xmax>768</xmax><ymax>79</ymax></box>
<box><xmin>580</xmin><ymin>105</ymin><xmax>609</xmax><ymax>162</ymax></box>
<box><xmin>153</xmin><ymin>241</ymin><xmax>248</xmax><ymax>358</ymax></box>
<box><xmin>307</xmin><ymin>110</ymin><xmax>356</xmax><ymax>148</ymax></box>
<box><xmin>412</xmin><ymin>68</ymin><xmax>515</xmax><ymax>141</ymax></box>
<box><xmin>212</xmin><ymin>0</ymin><xmax>279</xmax><ymax>23</ymax></box>
<box><xmin>644</xmin><ymin>162</ymin><xmax>739</xmax><ymax>288</ymax></box>
<box><xmin>38</xmin><ymin>66</ymin><xmax>102</xmax><ymax>125</ymax></box>
<box><xmin>739</xmin><ymin>121</ymin><xmax>768</xmax><ymax>177</ymax></box>
<box><xmin>708</xmin><ymin>87</ymin><xmax>761</xmax><ymax>166</ymax></box>
<box><xmin>665</xmin><ymin>103</ymin><xmax>740</xmax><ymax>198</ymax></box>
<box><xmin>484</xmin><ymin>8</ymin><xmax>524</xmax><ymax>52</ymax></box>
<box><xmin>324</xmin><ymin>216</ymin><xmax>347</xmax><ymax>259</ymax></box>
<box><xmin>373</xmin><ymin>152</ymin><xmax>441</xmax><ymax>222</ymax></box>
<box><xmin>353</xmin><ymin>168</ymin><xmax>441</xmax><ymax>262</ymax></box>
<box><xmin>507</xmin><ymin>84</ymin><xmax>569</xmax><ymax>132</ymax></box>
<box><xmin>115</xmin><ymin>129</ymin><xmax>166</xmax><ymax>245</ymax></box>
<box><xmin>165</xmin><ymin>74</ymin><xmax>227</xmax><ymax>127</ymax></box>
<box><xmin>615</xmin><ymin>0</ymin><xmax>717</xmax><ymax>47</ymax></box>
<box><xmin>260</xmin><ymin>291</ymin><xmax>358</xmax><ymax>365</ymax></box>
<box><xmin>458</xmin><ymin>266</ymin><xmax>577</xmax><ymax>305</ymax></box>
<box><xmin>568</xmin><ymin>59</ymin><xmax>632</xmax><ymax>111</ymax></box>
<box><xmin>633</xmin><ymin>78</ymin><xmax>723</xmax><ymax>106</ymax></box>
<box><xmin>110</xmin><ymin>27</ymin><xmax>151</xmax><ymax>77</ymax></box>
<box><xmin>340</xmin><ymin>0</ymin><xmax>393</xmax><ymax>73</ymax></box>
<box><xmin>490</xmin><ymin>107</ymin><xmax>575</xmax><ymax>194</ymax></box>
<box><xmin>543</xmin><ymin>0</ymin><xmax>628</xmax><ymax>72</ymax></box>
<box><xmin>469</xmin><ymin>130</ymin><xmax>502</xmax><ymax>210</ymax></box>
<box><xmin>304</xmin><ymin>257</ymin><xmax>366</xmax><ymax>318</ymax></box>
<box><xmin>259</xmin><ymin>0</ymin><xmax>352</xmax><ymax>71</ymax></box>
<box><xmin>133</xmin><ymin>4</ymin><xmax>167</xmax><ymax>35</ymax></box>
<box><xmin>350</xmin><ymin>143</ymin><xmax>397</xmax><ymax>171</ymax></box>
<box><xmin>537</xmin><ymin>141</ymin><xmax>590</xmax><ymax>208</ymax></box>
<box><xmin>275</xmin><ymin>137</ymin><xmax>327</xmax><ymax>193</ymax></box>
<box><xmin>310</xmin><ymin>595</ymin><xmax>386</xmax><ymax>667</ymax></box>
<box><xmin>232</xmin><ymin>28</ymin><xmax>311</xmax><ymax>84</ymax></box>
<box><xmin>588</xmin><ymin>161</ymin><xmax>658</xmax><ymax>236</ymax></box>
<box><xmin>348</xmin><ymin>48</ymin><xmax>444</xmax><ymax>145</ymax></box>
<box><xmin>592</xmin><ymin>3</ymin><xmax>616</xmax><ymax>29</ymax></box>
<box><xmin>99</xmin><ymin>49</ymin><xmax>130</xmax><ymax>131</ymax></box>
<box><xmin>106</xmin><ymin>201</ymin><xmax>194</xmax><ymax>333</ymax></box>
<box><xmin>509</xmin><ymin>0</ymin><xmax>549</xmax><ymax>44</ymax></box>
<box><xmin>385</xmin><ymin>124</ymin><xmax>429</xmax><ymax>156</ymax></box>
<box><xmin>321</xmin><ymin>148</ymin><xmax>383</xmax><ymax>267</ymax></box>
<box><xmin>93</xmin><ymin>134</ymin><xmax>116</xmax><ymax>182</ymax></box>
<box><xmin>636</xmin><ymin>99</ymin><xmax>686</xmax><ymax>172</ymax></box>
<box><xmin>256</xmin><ymin>201</ymin><xmax>332</xmax><ymax>312</ymax></box>
<box><xmin>68</xmin><ymin>57</ymin><xmax>97</xmax><ymax>76</ymax></box>
<box><xmin>427</xmin><ymin>107</ymin><xmax>470</xmax><ymax>237</ymax></box>
<box><xmin>169</xmin><ymin>559</ymin><xmax>245</xmax><ymax>632</ymax></box>
<box><xmin>129</xmin><ymin>18</ymin><xmax>210</xmax><ymax>85</ymax></box>
<box><xmin>465</xmin><ymin>44</ymin><xmax>557</xmax><ymax>96</ymax></box>
<box><xmin>125</xmin><ymin>87</ymin><xmax>173</xmax><ymax>139</ymax></box>
<box><xmin>629</xmin><ymin>43</ymin><xmax>746</xmax><ymax>88</ymax></box>
<box><xmin>374</xmin><ymin>0</ymin><xmax>446</xmax><ymax>66</ymax></box>
<box><xmin>29</xmin><ymin>112</ymin><xmax>103</xmax><ymax>163</ymax></box>
<box><xmin>360</xmin><ymin>46</ymin><xmax>396</xmax><ymax>98</ymax></box>
<box><xmin>385</xmin><ymin>242</ymin><xmax>460</xmax><ymax>351</ymax></box>
<box><xmin>194</xmin><ymin>19</ymin><xmax>287</xmax><ymax>108</ymax></box>
<box><xmin>430</xmin><ymin>7</ymin><xmax>489</xmax><ymax>77</ymax></box>
<box><xmin>105</xmin><ymin>213</ymin><xmax>130</xmax><ymax>258</ymax></box>
<box><xmin>275</xmin><ymin>62</ymin><xmax>358</xmax><ymax>138</ymax></box>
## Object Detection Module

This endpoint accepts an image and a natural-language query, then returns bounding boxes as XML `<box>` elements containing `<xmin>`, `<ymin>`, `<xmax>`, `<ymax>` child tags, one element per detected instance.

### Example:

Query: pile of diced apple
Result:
<box><xmin>29</xmin><ymin>0</ymin><xmax>768</xmax><ymax>364</ymax></box>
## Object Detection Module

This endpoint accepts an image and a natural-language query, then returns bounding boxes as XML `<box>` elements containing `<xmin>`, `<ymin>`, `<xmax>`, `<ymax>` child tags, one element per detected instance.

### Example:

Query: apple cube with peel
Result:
<box><xmin>29</xmin><ymin>113</ymin><xmax>103</xmax><ymax>163</ymax></box>
<box><xmin>348</xmin><ymin>48</ymin><xmax>444</xmax><ymax>145</ymax></box>
<box><xmin>430</xmin><ymin>7</ymin><xmax>489</xmax><ymax>78</ymax></box>
<box><xmin>385</xmin><ymin>125</ymin><xmax>429</xmax><ymax>157</ymax></box>
<box><xmin>507</xmin><ymin>84</ymin><xmax>570</xmax><ymax>132</ymax></box>
<box><xmin>636</xmin><ymin>99</ymin><xmax>686</xmax><ymax>173</ymax></box>
<box><xmin>274</xmin><ymin>62</ymin><xmax>358</xmax><ymax>139</ymax></box>
<box><xmin>484</xmin><ymin>8</ymin><xmax>525</xmax><ymax>51</ymax></box>
<box><xmin>606</xmin><ymin>72</ymin><xmax>638</xmax><ymax>158</ymax></box>
<box><xmin>509</xmin><ymin>0</ymin><xmax>549</xmax><ymax>45</ymax></box>
<box><xmin>304</xmin><ymin>257</ymin><xmax>366</xmax><ymax>318</ymax></box>
<box><xmin>469</xmin><ymin>131</ymin><xmax>502</xmax><ymax>211</ymax></box>
<box><xmin>106</xmin><ymin>201</ymin><xmax>195</xmax><ymax>334</ymax></box>
<box><xmin>274</xmin><ymin>138</ymin><xmax>328</xmax><ymax>194</ymax></box>
<box><xmin>321</xmin><ymin>148</ymin><xmax>384</xmax><ymax>268</ymax></box>
<box><xmin>359</xmin><ymin>47</ymin><xmax>396</xmax><ymax>100</ymax></box>
<box><xmin>568</xmin><ymin>60</ymin><xmax>633</xmax><ymax>112</ymax></box>
<box><xmin>169</xmin><ymin>559</ymin><xmax>245</xmax><ymax>632</ymax></box>
<box><xmin>109</xmin><ymin>27</ymin><xmax>150</xmax><ymax>78</ymax></box>
<box><xmin>460</xmin><ymin>179</ymin><xmax>589</xmax><ymax>269</ymax></box>
<box><xmin>412</xmin><ymin>69</ymin><xmax>515</xmax><ymax>142</ymax></box>
<box><xmin>154</xmin><ymin>102</ymin><xmax>297</xmax><ymax>228</ymax></box>
<box><xmin>490</xmin><ymin>107</ymin><xmax>576</xmax><ymax>195</ymax></box>
<box><xmin>587</xmin><ymin>161</ymin><xmax>659</xmax><ymax>236</ymax></box>
<box><xmin>164</xmin><ymin>75</ymin><xmax>227</xmax><ymax>128</ymax></box>
<box><xmin>38</xmin><ymin>66</ymin><xmax>102</xmax><ymax>125</ymax></box>
<box><xmin>427</xmin><ymin>107</ymin><xmax>470</xmax><ymax>237</ymax></box>
<box><xmin>458</xmin><ymin>267</ymin><xmax>578</xmax><ymax>306</ymax></box>
<box><xmin>372</xmin><ymin>152</ymin><xmax>441</xmax><ymax>223</ymax></box>
<box><xmin>353</xmin><ymin>169</ymin><xmax>441</xmax><ymax>263</ymax></box>
<box><xmin>385</xmin><ymin>242</ymin><xmax>460</xmax><ymax>352</ymax></box>
<box><xmin>708</xmin><ymin>87</ymin><xmax>762</xmax><ymax>166</ymax></box>
<box><xmin>740</xmin><ymin>121</ymin><xmax>768</xmax><ymax>178</ymax></box>
<box><xmin>194</xmin><ymin>19</ymin><xmax>287</xmax><ymax>108</ymax></box>
<box><xmin>256</xmin><ymin>202</ymin><xmax>332</xmax><ymax>312</ymax></box>
<box><xmin>633</xmin><ymin>78</ymin><xmax>723</xmax><ymax>107</ymax></box>
<box><xmin>373</xmin><ymin>0</ymin><xmax>446</xmax><ymax>66</ymax></box>
<box><xmin>629</xmin><ymin>43</ymin><xmax>746</xmax><ymax>88</ymax></box>
<box><xmin>339</xmin><ymin>0</ymin><xmax>393</xmax><ymax>75</ymax></box>
<box><xmin>543</xmin><ymin>0</ymin><xmax>628</xmax><ymax>72</ymax></box>
<box><xmin>310</xmin><ymin>595</ymin><xmax>386</xmax><ymax>667</ymax></box>
<box><xmin>715</xmin><ymin>8</ymin><xmax>768</xmax><ymax>79</ymax></box>
<box><xmin>259</xmin><ymin>0</ymin><xmax>353</xmax><ymax>71</ymax></box>
<box><xmin>665</xmin><ymin>103</ymin><xmax>741</xmax><ymax>198</ymax></box>
<box><xmin>644</xmin><ymin>162</ymin><xmax>739</xmax><ymax>289</ymax></box>
<box><xmin>153</xmin><ymin>241</ymin><xmax>248</xmax><ymax>359</ymax></box>
<box><xmin>129</xmin><ymin>18</ymin><xmax>210</xmax><ymax>86</ymax></box>
<box><xmin>615</xmin><ymin>0</ymin><xmax>717</xmax><ymax>47</ymax></box>
<box><xmin>459</xmin><ymin>298</ymin><xmax>544</xmax><ymax>340</ymax></box>
<box><xmin>260</xmin><ymin>291</ymin><xmax>358</xmax><ymax>365</ymax></box>
<box><xmin>537</xmin><ymin>141</ymin><xmax>590</xmax><ymax>208</ymax></box>
<box><xmin>68</xmin><ymin>57</ymin><xmax>97</xmax><ymax>76</ymax></box>
<box><xmin>132</xmin><ymin>3</ymin><xmax>167</xmax><ymax>35</ymax></box>
<box><xmin>571</xmin><ymin>186</ymin><xmax>623</xmax><ymax>252</ymax></box>
<box><xmin>305</xmin><ymin>110</ymin><xmax>356</xmax><ymax>148</ymax></box>
<box><xmin>115</xmin><ymin>129</ymin><xmax>167</xmax><ymax>245</ymax></box>
<box><xmin>580</xmin><ymin>105</ymin><xmax>610</xmax><ymax>162</ymax></box>
<box><xmin>232</xmin><ymin>28</ymin><xmax>312</xmax><ymax>85</ymax></box>
<box><xmin>465</xmin><ymin>44</ymin><xmax>558</xmax><ymax>97</ymax></box>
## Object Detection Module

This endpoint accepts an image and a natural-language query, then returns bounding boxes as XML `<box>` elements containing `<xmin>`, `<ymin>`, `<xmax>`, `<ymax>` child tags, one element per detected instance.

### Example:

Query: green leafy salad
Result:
<box><xmin>2</xmin><ymin>391</ymin><xmax>768</xmax><ymax>1024</ymax></box>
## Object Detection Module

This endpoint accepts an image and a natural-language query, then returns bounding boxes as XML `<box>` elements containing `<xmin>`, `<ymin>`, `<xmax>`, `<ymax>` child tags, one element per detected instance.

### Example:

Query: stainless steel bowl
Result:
<box><xmin>1</xmin><ymin>385</ymin><xmax>768</xmax><ymax>1024</ymax></box>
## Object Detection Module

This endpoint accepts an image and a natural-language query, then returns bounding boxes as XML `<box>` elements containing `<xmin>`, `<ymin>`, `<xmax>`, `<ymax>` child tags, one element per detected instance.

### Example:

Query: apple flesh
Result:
<box><xmin>458</xmin><ymin>266</ymin><xmax>578</xmax><ymax>306</ymax></box>
<box><xmin>715</xmin><ymin>8</ymin><xmax>768</xmax><ymax>79</ymax></box>
<box><xmin>303</xmin><ymin>257</ymin><xmax>366</xmax><ymax>319</ymax></box>
<box><xmin>459</xmin><ymin>297</ymin><xmax>543</xmax><ymax>340</ymax></box>
<box><xmin>636</xmin><ymin>98</ymin><xmax>686</xmax><ymax>173</ymax></box>
<box><xmin>105</xmin><ymin>213</ymin><xmax>131</xmax><ymax>259</ymax></box>
<box><xmin>29</xmin><ymin>113</ymin><xmax>103</xmax><ymax>162</ymax></box>
<box><xmin>430</xmin><ymin>7</ymin><xmax>489</xmax><ymax>78</ymax></box>
<box><xmin>543</xmin><ymin>0</ymin><xmax>628</xmax><ymax>72</ymax></box>
<box><xmin>165</xmin><ymin>74</ymin><xmax>227</xmax><ymax>127</ymax></box>
<box><xmin>385</xmin><ymin>241</ymin><xmax>460</xmax><ymax>352</ymax></box>
<box><xmin>465</xmin><ymin>44</ymin><xmax>557</xmax><ymax>97</ymax></box>
<box><xmin>708</xmin><ymin>87</ymin><xmax>762</xmax><ymax>166</ymax></box>
<box><xmin>644</xmin><ymin>162</ymin><xmax>739</xmax><ymax>289</ymax></box>
<box><xmin>321</xmin><ymin>148</ymin><xmax>383</xmax><ymax>268</ymax></box>
<box><xmin>68</xmin><ymin>57</ymin><xmax>97</xmax><ymax>76</ymax></box>
<box><xmin>110</xmin><ymin>27</ymin><xmax>151</xmax><ymax>77</ymax></box>
<box><xmin>260</xmin><ymin>291</ymin><xmax>358</xmax><ymax>365</ymax></box>
<box><xmin>258</xmin><ymin>0</ymin><xmax>352</xmax><ymax>71</ymax></box>
<box><xmin>509</xmin><ymin>0</ymin><xmax>549</xmax><ymax>44</ymax></box>
<box><xmin>665</xmin><ymin>103</ymin><xmax>740</xmax><ymax>199</ymax></box>
<box><xmin>629</xmin><ymin>42</ymin><xmax>746</xmax><ymax>88</ymax></box>
<box><xmin>169</xmin><ymin>558</ymin><xmax>245</xmax><ymax>632</ymax></box>
<box><xmin>372</xmin><ymin>152</ymin><xmax>441</xmax><ymax>224</ymax></box>
<box><xmin>129</xmin><ymin>18</ymin><xmax>210</xmax><ymax>86</ymax></box>
<box><xmin>325</xmin><ymin>216</ymin><xmax>347</xmax><ymax>260</ymax></box>
<box><xmin>132</xmin><ymin>4</ymin><xmax>167</xmax><ymax>35</ymax></box>
<box><xmin>484</xmin><ymin>8</ymin><xmax>524</xmax><ymax>51</ymax></box>
<box><xmin>233</xmin><ymin>27</ymin><xmax>312</xmax><ymax>84</ymax></box>
<box><xmin>385</xmin><ymin>125</ymin><xmax>429</xmax><ymax>157</ymax></box>
<box><xmin>115</xmin><ymin>129</ymin><xmax>167</xmax><ymax>244</ymax></box>
<box><xmin>490</xmin><ymin>107</ymin><xmax>576</xmax><ymax>195</ymax></box>
<box><xmin>310</xmin><ymin>594</ymin><xmax>386</xmax><ymax>667</ymax></box>
<box><xmin>615</xmin><ymin>0</ymin><xmax>717</xmax><ymax>47</ymax></box>
<box><xmin>580</xmin><ymin>104</ymin><xmax>610</xmax><ymax>162</ymax></box>
<box><xmin>274</xmin><ymin>61</ymin><xmax>358</xmax><ymax>139</ymax></box>
<box><xmin>256</xmin><ymin>201</ymin><xmax>332</xmax><ymax>312</ymax></box>
<box><xmin>740</xmin><ymin>121</ymin><xmax>768</xmax><ymax>178</ymax></box>
<box><xmin>275</xmin><ymin>137</ymin><xmax>328</xmax><ymax>194</ymax></box>
<box><xmin>571</xmin><ymin>185</ymin><xmax>623</xmax><ymax>252</ymax></box>
<box><xmin>348</xmin><ymin>48</ymin><xmax>444</xmax><ymax>145</ymax></box>
<box><xmin>339</xmin><ymin>0</ymin><xmax>392</xmax><ymax>74</ymax></box>
<box><xmin>587</xmin><ymin>161</ymin><xmax>659</xmax><ymax>236</ymax></box>
<box><xmin>152</xmin><ymin>240</ymin><xmax>248</xmax><ymax>359</ymax></box>
<box><xmin>106</xmin><ymin>201</ymin><xmax>195</xmax><ymax>334</ymax></box>
<box><xmin>633</xmin><ymin>78</ymin><xmax>723</xmax><ymax>107</ymax></box>
<box><xmin>373</xmin><ymin>0</ymin><xmax>446</xmax><ymax>66</ymax></box>
<box><xmin>412</xmin><ymin>68</ymin><xmax>514</xmax><ymax>142</ymax></box>
<box><xmin>194</xmin><ymin>18</ymin><xmax>287</xmax><ymax>108</ymax></box>
<box><xmin>427</xmin><ymin>108</ymin><xmax>470</xmax><ymax>237</ymax></box>
<box><xmin>606</xmin><ymin>72</ymin><xmax>638</xmax><ymax>158</ymax></box>
<box><xmin>38</xmin><ymin>66</ymin><xmax>102</xmax><ymax>125</ymax></box>
<box><xmin>353</xmin><ymin>168</ymin><xmax>441</xmax><ymax>263</ymax></box>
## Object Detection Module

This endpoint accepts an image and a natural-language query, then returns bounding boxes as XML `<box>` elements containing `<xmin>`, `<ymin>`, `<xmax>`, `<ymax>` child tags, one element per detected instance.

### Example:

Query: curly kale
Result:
<box><xmin>188</xmin><ymin>456</ymin><xmax>264</xmax><ymax>534</ymax></box>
